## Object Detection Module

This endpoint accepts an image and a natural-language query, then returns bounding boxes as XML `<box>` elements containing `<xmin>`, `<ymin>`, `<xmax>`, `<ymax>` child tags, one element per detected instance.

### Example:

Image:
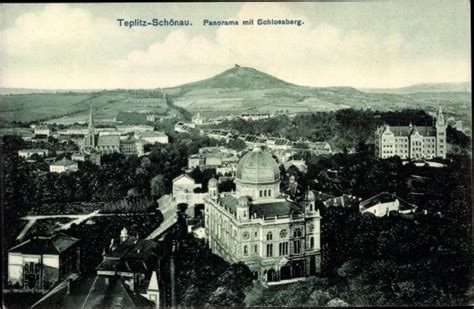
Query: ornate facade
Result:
<box><xmin>204</xmin><ymin>147</ymin><xmax>321</xmax><ymax>284</ymax></box>
<box><xmin>375</xmin><ymin>107</ymin><xmax>446</xmax><ymax>159</ymax></box>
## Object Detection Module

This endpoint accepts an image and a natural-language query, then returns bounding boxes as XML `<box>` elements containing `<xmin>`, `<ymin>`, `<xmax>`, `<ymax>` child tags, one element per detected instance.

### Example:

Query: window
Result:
<box><xmin>280</xmin><ymin>229</ymin><xmax>287</xmax><ymax>239</ymax></box>
<box><xmin>268</xmin><ymin>189</ymin><xmax>272</xmax><ymax>196</ymax></box>
<box><xmin>310</xmin><ymin>237</ymin><xmax>315</xmax><ymax>249</ymax></box>
<box><xmin>255</xmin><ymin>244</ymin><xmax>258</xmax><ymax>253</ymax></box>
<box><xmin>266</xmin><ymin>244</ymin><xmax>273</xmax><ymax>257</ymax></box>
<box><xmin>267</xmin><ymin>231</ymin><xmax>273</xmax><ymax>241</ymax></box>
<box><xmin>279</xmin><ymin>242</ymin><xmax>288</xmax><ymax>256</ymax></box>
<box><xmin>293</xmin><ymin>228</ymin><xmax>301</xmax><ymax>238</ymax></box>
<box><xmin>293</xmin><ymin>240</ymin><xmax>301</xmax><ymax>254</ymax></box>
<box><xmin>244</xmin><ymin>245</ymin><xmax>248</xmax><ymax>256</ymax></box>
<box><xmin>259</xmin><ymin>190</ymin><xmax>263</xmax><ymax>197</ymax></box>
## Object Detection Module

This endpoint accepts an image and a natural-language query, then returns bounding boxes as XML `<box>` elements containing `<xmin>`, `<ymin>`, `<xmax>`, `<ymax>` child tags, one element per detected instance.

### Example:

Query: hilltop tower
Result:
<box><xmin>436</xmin><ymin>106</ymin><xmax>446</xmax><ymax>158</ymax></box>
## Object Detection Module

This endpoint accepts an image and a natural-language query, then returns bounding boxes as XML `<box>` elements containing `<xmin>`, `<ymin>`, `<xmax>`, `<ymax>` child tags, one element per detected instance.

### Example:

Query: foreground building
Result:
<box><xmin>8</xmin><ymin>234</ymin><xmax>80</xmax><ymax>291</ymax></box>
<box><xmin>375</xmin><ymin>107</ymin><xmax>446</xmax><ymax>159</ymax></box>
<box><xmin>204</xmin><ymin>147</ymin><xmax>321</xmax><ymax>284</ymax></box>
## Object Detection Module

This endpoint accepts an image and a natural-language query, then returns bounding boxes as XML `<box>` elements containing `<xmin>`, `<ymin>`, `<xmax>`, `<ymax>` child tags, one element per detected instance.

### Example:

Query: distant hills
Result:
<box><xmin>0</xmin><ymin>65</ymin><xmax>471</xmax><ymax>126</ymax></box>
<box><xmin>164</xmin><ymin>66</ymin><xmax>471</xmax><ymax>125</ymax></box>
<box><xmin>361</xmin><ymin>81</ymin><xmax>472</xmax><ymax>94</ymax></box>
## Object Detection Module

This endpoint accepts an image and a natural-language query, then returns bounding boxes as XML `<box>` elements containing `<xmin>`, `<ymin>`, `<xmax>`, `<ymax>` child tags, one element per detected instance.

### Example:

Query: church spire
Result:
<box><xmin>88</xmin><ymin>102</ymin><xmax>95</xmax><ymax>131</ymax></box>
<box><xmin>436</xmin><ymin>106</ymin><xmax>445</xmax><ymax>127</ymax></box>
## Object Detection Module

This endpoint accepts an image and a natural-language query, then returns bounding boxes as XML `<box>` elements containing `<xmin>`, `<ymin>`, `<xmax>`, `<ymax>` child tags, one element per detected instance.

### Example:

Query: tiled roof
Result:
<box><xmin>97</xmin><ymin>135</ymin><xmax>120</xmax><ymax>146</ymax></box>
<box><xmin>9</xmin><ymin>234</ymin><xmax>79</xmax><ymax>255</ymax></box>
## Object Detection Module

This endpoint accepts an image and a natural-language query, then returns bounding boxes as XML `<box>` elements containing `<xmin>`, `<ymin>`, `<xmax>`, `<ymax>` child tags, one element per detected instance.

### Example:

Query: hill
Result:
<box><xmin>169</xmin><ymin>65</ymin><xmax>294</xmax><ymax>91</ymax></box>
<box><xmin>360</xmin><ymin>81</ymin><xmax>471</xmax><ymax>94</ymax></box>
<box><xmin>0</xmin><ymin>66</ymin><xmax>470</xmax><ymax>127</ymax></box>
<box><xmin>165</xmin><ymin>66</ymin><xmax>471</xmax><ymax>127</ymax></box>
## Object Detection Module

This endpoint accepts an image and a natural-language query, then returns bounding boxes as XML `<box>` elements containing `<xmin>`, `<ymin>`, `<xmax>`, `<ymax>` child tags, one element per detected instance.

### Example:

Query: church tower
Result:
<box><xmin>436</xmin><ymin>106</ymin><xmax>446</xmax><ymax>158</ymax></box>
<box><xmin>85</xmin><ymin>102</ymin><xmax>96</xmax><ymax>150</ymax></box>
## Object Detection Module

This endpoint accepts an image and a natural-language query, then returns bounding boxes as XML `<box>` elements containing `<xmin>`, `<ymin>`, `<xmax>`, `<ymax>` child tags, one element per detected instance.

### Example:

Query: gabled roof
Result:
<box><xmin>9</xmin><ymin>234</ymin><xmax>79</xmax><ymax>255</ymax></box>
<box><xmin>172</xmin><ymin>174</ymin><xmax>196</xmax><ymax>184</ymax></box>
<box><xmin>381</xmin><ymin>125</ymin><xmax>437</xmax><ymax>137</ymax></box>
<box><xmin>359</xmin><ymin>192</ymin><xmax>417</xmax><ymax>211</ymax></box>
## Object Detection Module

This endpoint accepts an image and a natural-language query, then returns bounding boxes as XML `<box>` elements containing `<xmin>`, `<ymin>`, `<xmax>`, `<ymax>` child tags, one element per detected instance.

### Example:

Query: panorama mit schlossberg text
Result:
<box><xmin>116</xmin><ymin>18</ymin><xmax>304</xmax><ymax>28</ymax></box>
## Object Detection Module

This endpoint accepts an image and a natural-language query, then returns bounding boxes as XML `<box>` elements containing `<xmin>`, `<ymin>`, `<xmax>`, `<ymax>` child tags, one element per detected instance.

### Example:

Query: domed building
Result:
<box><xmin>204</xmin><ymin>147</ymin><xmax>321</xmax><ymax>284</ymax></box>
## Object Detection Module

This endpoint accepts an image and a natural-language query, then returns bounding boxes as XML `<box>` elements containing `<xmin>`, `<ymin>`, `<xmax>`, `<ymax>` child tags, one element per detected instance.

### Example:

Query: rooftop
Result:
<box><xmin>218</xmin><ymin>194</ymin><xmax>303</xmax><ymax>219</ymax></box>
<box><xmin>97</xmin><ymin>134</ymin><xmax>121</xmax><ymax>146</ymax></box>
<box><xmin>140</xmin><ymin>131</ymin><xmax>167</xmax><ymax>137</ymax></box>
<box><xmin>359</xmin><ymin>192</ymin><xmax>417</xmax><ymax>211</ymax></box>
<box><xmin>9</xmin><ymin>234</ymin><xmax>79</xmax><ymax>255</ymax></box>
<box><xmin>50</xmin><ymin>158</ymin><xmax>77</xmax><ymax>167</ymax></box>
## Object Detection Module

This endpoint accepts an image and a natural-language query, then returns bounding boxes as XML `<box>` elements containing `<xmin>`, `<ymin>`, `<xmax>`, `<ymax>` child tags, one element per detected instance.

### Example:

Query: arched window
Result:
<box><xmin>266</xmin><ymin>231</ymin><xmax>273</xmax><ymax>241</ymax></box>
<box><xmin>293</xmin><ymin>228</ymin><xmax>301</xmax><ymax>238</ymax></box>
<box><xmin>243</xmin><ymin>245</ymin><xmax>248</xmax><ymax>256</ymax></box>
<box><xmin>260</xmin><ymin>190</ymin><xmax>263</xmax><ymax>197</ymax></box>
<box><xmin>268</xmin><ymin>189</ymin><xmax>272</xmax><ymax>196</ymax></box>
<box><xmin>310</xmin><ymin>237</ymin><xmax>315</xmax><ymax>249</ymax></box>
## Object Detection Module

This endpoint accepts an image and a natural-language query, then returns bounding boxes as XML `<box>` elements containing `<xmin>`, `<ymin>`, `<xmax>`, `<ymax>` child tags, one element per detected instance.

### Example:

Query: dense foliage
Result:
<box><xmin>274</xmin><ymin>148</ymin><xmax>472</xmax><ymax>306</ymax></box>
<box><xmin>210</xmin><ymin>109</ymin><xmax>468</xmax><ymax>151</ymax></box>
<box><xmin>174</xmin><ymin>235</ymin><xmax>253</xmax><ymax>306</ymax></box>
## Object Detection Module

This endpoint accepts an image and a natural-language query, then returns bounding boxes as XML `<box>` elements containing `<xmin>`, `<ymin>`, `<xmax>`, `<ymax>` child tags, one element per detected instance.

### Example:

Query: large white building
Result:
<box><xmin>375</xmin><ymin>107</ymin><xmax>446</xmax><ymax>160</ymax></box>
<box><xmin>204</xmin><ymin>147</ymin><xmax>321</xmax><ymax>284</ymax></box>
<box><xmin>49</xmin><ymin>158</ymin><xmax>79</xmax><ymax>173</ymax></box>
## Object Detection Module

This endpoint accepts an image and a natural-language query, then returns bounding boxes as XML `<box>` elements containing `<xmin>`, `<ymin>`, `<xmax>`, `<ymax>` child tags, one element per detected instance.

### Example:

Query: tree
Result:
<box><xmin>150</xmin><ymin>175</ymin><xmax>165</xmax><ymax>198</ymax></box>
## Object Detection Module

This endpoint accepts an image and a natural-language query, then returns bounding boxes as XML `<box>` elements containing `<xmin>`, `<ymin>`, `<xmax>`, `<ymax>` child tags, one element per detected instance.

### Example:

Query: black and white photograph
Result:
<box><xmin>1</xmin><ymin>1</ymin><xmax>472</xmax><ymax>308</ymax></box>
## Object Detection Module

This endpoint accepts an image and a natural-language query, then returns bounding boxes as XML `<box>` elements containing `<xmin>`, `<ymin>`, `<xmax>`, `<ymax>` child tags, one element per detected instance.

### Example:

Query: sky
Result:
<box><xmin>0</xmin><ymin>2</ymin><xmax>471</xmax><ymax>89</ymax></box>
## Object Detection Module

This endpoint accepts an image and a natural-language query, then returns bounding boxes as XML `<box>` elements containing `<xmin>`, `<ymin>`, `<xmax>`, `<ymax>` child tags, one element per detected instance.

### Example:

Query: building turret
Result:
<box><xmin>208</xmin><ymin>177</ymin><xmax>218</xmax><ymax>200</ymax></box>
<box><xmin>237</xmin><ymin>196</ymin><xmax>250</xmax><ymax>222</ymax></box>
<box><xmin>120</xmin><ymin>227</ymin><xmax>129</xmax><ymax>243</ymax></box>
<box><xmin>303</xmin><ymin>189</ymin><xmax>316</xmax><ymax>214</ymax></box>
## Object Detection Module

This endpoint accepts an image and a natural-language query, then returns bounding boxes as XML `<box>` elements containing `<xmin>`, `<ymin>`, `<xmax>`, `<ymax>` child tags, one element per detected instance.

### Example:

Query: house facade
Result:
<box><xmin>8</xmin><ymin>234</ymin><xmax>80</xmax><ymax>291</ymax></box>
<box><xmin>49</xmin><ymin>158</ymin><xmax>79</xmax><ymax>173</ymax></box>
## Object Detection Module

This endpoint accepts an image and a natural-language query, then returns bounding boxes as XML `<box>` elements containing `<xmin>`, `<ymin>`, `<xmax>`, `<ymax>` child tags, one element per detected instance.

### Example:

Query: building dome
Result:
<box><xmin>235</xmin><ymin>147</ymin><xmax>280</xmax><ymax>183</ymax></box>
<box><xmin>303</xmin><ymin>190</ymin><xmax>316</xmax><ymax>201</ymax></box>
<box><xmin>208</xmin><ymin>177</ymin><xmax>218</xmax><ymax>187</ymax></box>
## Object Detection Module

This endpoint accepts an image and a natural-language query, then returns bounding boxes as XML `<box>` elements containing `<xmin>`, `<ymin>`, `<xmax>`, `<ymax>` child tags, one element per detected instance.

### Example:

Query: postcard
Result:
<box><xmin>1</xmin><ymin>2</ymin><xmax>472</xmax><ymax>308</ymax></box>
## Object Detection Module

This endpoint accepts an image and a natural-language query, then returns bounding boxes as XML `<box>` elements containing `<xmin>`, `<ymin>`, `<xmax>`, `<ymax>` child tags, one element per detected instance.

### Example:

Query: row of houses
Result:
<box><xmin>6</xmin><ymin>227</ymin><xmax>177</xmax><ymax>308</ymax></box>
